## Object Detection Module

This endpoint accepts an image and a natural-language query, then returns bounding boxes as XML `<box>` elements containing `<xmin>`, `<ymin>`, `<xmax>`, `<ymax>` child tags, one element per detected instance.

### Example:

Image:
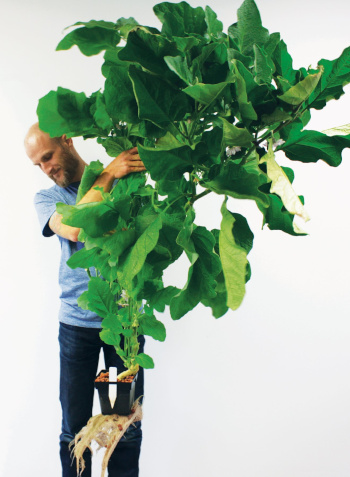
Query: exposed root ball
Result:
<box><xmin>70</xmin><ymin>401</ymin><xmax>142</xmax><ymax>477</ymax></box>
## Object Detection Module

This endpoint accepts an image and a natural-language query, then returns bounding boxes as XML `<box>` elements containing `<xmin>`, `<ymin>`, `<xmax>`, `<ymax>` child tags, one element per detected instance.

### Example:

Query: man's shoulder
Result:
<box><xmin>34</xmin><ymin>183</ymin><xmax>78</xmax><ymax>206</ymax></box>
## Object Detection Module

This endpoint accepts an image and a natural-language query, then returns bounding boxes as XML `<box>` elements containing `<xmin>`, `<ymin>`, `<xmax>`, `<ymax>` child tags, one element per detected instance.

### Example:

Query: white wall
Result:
<box><xmin>1</xmin><ymin>0</ymin><xmax>350</xmax><ymax>476</ymax></box>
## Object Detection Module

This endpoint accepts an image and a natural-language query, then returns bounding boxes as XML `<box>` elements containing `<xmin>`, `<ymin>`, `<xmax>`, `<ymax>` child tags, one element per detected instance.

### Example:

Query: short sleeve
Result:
<box><xmin>34</xmin><ymin>191</ymin><xmax>57</xmax><ymax>237</ymax></box>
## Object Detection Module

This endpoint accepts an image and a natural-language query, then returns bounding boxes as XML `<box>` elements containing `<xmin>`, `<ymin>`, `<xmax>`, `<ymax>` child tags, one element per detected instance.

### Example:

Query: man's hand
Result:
<box><xmin>104</xmin><ymin>147</ymin><xmax>146</xmax><ymax>179</ymax></box>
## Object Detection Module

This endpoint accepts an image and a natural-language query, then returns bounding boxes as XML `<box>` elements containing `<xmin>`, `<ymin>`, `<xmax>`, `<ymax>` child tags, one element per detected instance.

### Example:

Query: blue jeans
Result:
<box><xmin>58</xmin><ymin>322</ymin><xmax>144</xmax><ymax>477</ymax></box>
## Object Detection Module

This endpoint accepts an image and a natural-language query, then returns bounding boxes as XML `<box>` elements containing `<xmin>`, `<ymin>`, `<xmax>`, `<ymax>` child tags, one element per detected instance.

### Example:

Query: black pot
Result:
<box><xmin>95</xmin><ymin>370</ymin><xmax>138</xmax><ymax>416</ymax></box>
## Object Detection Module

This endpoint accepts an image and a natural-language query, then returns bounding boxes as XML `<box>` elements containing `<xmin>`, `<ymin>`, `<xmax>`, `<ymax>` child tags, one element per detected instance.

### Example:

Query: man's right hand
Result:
<box><xmin>104</xmin><ymin>147</ymin><xmax>146</xmax><ymax>179</ymax></box>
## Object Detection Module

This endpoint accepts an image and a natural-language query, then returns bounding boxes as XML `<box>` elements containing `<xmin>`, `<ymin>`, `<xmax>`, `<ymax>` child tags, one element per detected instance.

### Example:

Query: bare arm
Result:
<box><xmin>49</xmin><ymin>147</ymin><xmax>145</xmax><ymax>241</ymax></box>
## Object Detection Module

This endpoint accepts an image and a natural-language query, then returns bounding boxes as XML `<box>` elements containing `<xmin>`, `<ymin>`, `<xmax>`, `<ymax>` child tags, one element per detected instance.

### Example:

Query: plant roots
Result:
<box><xmin>70</xmin><ymin>400</ymin><xmax>142</xmax><ymax>477</ymax></box>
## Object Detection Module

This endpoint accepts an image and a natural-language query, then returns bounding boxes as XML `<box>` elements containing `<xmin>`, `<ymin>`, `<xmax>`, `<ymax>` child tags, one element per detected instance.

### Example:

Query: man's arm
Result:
<box><xmin>49</xmin><ymin>147</ymin><xmax>145</xmax><ymax>242</ymax></box>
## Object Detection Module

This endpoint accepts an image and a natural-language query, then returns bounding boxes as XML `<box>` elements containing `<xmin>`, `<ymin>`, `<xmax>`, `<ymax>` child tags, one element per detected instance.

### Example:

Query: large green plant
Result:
<box><xmin>37</xmin><ymin>0</ymin><xmax>350</xmax><ymax>378</ymax></box>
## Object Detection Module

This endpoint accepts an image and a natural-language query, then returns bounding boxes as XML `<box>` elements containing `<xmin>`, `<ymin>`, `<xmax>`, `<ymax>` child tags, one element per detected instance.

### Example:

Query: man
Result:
<box><xmin>25</xmin><ymin>123</ymin><xmax>146</xmax><ymax>477</ymax></box>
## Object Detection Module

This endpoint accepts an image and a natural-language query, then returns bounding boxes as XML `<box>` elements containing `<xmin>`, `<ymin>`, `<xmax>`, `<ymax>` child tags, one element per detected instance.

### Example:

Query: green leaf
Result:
<box><xmin>307</xmin><ymin>47</ymin><xmax>350</xmax><ymax>110</ymax></box>
<box><xmin>37</xmin><ymin>87</ymin><xmax>95</xmax><ymax>138</ymax></box>
<box><xmin>115</xmin><ymin>17</ymin><xmax>139</xmax><ymax>39</ymax></box>
<box><xmin>134</xmin><ymin>353</ymin><xmax>155</xmax><ymax>369</ymax></box>
<box><xmin>272</xmin><ymin>40</ymin><xmax>298</xmax><ymax>85</ymax></box>
<box><xmin>139</xmin><ymin>312</ymin><xmax>166</xmax><ymax>341</ymax></box>
<box><xmin>118</xmin><ymin>215</ymin><xmax>162</xmax><ymax>288</ymax></box>
<box><xmin>205</xmin><ymin>5</ymin><xmax>224</xmax><ymax>38</ymax></box>
<box><xmin>220</xmin><ymin>117</ymin><xmax>254</xmax><ymax>148</ymax></box>
<box><xmin>164</xmin><ymin>55</ymin><xmax>195</xmax><ymax>85</ymax></box>
<box><xmin>148</xmin><ymin>286</ymin><xmax>180</xmax><ymax>312</ymax></box>
<box><xmin>91</xmin><ymin>92</ymin><xmax>113</xmax><ymax>132</ymax></box>
<box><xmin>77</xmin><ymin>277</ymin><xmax>118</xmax><ymax>318</ymax></box>
<box><xmin>170</xmin><ymin>225</ymin><xmax>221</xmax><ymax>320</ymax></box>
<box><xmin>183</xmin><ymin>82</ymin><xmax>229</xmax><ymax>106</ymax></box>
<box><xmin>129</xmin><ymin>65</ymin><xmax>191</xmax><ymax>128</ymax></box>
<box><xmin>258</xmin><ymin>194</ymin><xmax>307</xmax><ymax>236</ymax></box>
<box><xmin>278</xmin><ymin>67</ymin><xmax>323</xmax><ymax>106</ymax></box>
<box><xmin>235</xmin><ymin>0</ymin><xmax>270</xmax><ymax>56</ymax></box>
<box><xmin>260</xmin><ymin>141</ymin><xmax>310</xmax><ymax>222</ymax></box>
<box><xmin>97</xmin><ymin>136</ymin><xmax>134</xmax><ymax>157</ymax></box>
<box><xmin>219</xmin><ymin>200</ymin><xmax>252</xmax><ymax>311</ymax></box>
<box><xmin>153</xmin><ymin>1</ymin><xmax>207</xmax><ymax>37</ymax></box>
<box><xmin>138</xmin><ymin>143</ymin><xmax>193</xmax><ymax>181</ymax></box>
<box><xmin>104</xmin><ymin>66</ymin><xmax>139</xmax><ymax>124</ymax></box>
<box><xmin>230</xmin><ymin>60</ymin><xmax>258</xmax><ymax>122</ymax></box>
<box><xmin>76</xmin><ymin>160</ymin><xmax>104</xmax><ymax>203</ymax></box>
<box><xmin>57</xmin><ymin>201</ymin><xmax>119</xmax><ymax>237</ymax></box>
<box><xmin>204</xmin><ymin>153</ymin><xmax>269</xmax><ymax>207</ymax></box>
<box><xmin>281</xmin><ymin>121</ymin><xmax>350</xmax><ymax>167</ymax></box>
<box><xmin>253</xmin><ymin>44</ymin><xmax>274</xmax><ymax>85</ymax></box>
<box><xmin>118</xmin><ymin>27</ymin><xmax>179</xmax><ymax>76</ymax></box>
<box><xmin>56</xmin><ymin>25</ymin><xmax>120</xmax><ymax>56</ymax></box>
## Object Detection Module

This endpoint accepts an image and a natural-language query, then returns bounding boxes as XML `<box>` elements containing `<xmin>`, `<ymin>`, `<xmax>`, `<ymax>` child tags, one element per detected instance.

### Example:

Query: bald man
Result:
<box><xmin>25</xmin><ymin>124</ymin><xmax>146</xmax><ymax>477</ymax></box>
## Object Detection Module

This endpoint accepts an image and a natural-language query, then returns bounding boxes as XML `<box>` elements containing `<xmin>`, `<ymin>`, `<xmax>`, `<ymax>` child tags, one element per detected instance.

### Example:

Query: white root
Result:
<box><xmin>70</xmin><ymin>401</ymin><xmax>142</xmax><ymax>477</ymax></box>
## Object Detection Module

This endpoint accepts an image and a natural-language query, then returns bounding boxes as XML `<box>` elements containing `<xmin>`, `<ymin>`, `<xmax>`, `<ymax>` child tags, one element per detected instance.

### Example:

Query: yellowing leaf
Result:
<box><xmin>260</xmin><ymin>141</ymin><xmax>310</xmax><ymax>222</ymax></box>
<box><xmin>278</xmin><ymin>67</ymin><xmax>323</xmax><ymax>106</ymax></box>
<box><xmin>322</xmin><ymin>123</ymin><xmax>350</xmax><ymax>136</ymax></box>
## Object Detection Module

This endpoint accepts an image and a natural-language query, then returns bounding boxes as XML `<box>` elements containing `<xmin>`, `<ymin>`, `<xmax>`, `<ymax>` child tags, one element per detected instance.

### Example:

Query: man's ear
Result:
<box><xmin>61</xmin><ymin>134</ymin><xmax>73</xmax><ymax>147</ymax></box>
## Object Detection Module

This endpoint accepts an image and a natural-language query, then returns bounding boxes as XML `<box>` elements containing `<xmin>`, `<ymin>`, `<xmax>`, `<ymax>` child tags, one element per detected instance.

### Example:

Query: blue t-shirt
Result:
<box><xmin>34</xmin><ymin>182</ymin><xmax>102</xmax><ymax>328</ymax></box>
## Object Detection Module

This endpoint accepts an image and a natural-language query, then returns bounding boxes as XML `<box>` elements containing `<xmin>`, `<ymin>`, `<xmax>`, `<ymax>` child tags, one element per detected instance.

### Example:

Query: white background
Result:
<box><xmin>1</xmin><ymin>0</ymin><xmax>350</xmax><ymax>476</ymax></box>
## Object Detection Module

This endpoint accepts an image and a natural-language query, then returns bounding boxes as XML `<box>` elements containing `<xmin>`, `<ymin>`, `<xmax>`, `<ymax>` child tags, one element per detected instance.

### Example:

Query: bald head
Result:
<box><xmin>25</xmin><ymin>123</ymin><xmax>86</xmax><ymax>187</ymax></box>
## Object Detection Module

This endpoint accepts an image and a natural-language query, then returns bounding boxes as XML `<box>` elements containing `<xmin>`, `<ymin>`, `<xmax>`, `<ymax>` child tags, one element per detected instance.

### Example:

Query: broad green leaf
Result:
<box><xmin>115</xmin><ymin>17</ymin><xmax>139</xmax><ymax>39</ymax></box>
<box><xmin>203</xmin><ymin>153</ymin><xmax>269</xmax><ymax>207</ymax></box>
<box><xmin>281</xmin><ymin>121</ymin><xmax>350</xmax><ymax>167</ymax></box>
<box><xmin>97</xmin><ymin>136</ymin><xmax>134</xmax><ymax>157</ymax></box>
<box><xmin>118</xmin><ymin>215</ymin><xmax>162</xmax><ymax>288</ymax></box>
<box><xmin>104</xmin><ymin>66</ymin><xmax>139</xmax><ymax>124</ymax></box>
<box><xmin>153</xmin><ymin>1</ymin><xmax>207</xmax><ymax>37</ymax></box>
<box><xmin>260</xmin><ymin>141</ymin><xmax>310</xmax><ymax>222</ymax></box>
<box><xmin>183</xmin><ymin>82</ymin><xmax>229</xmax><ymax>106</ymax></box>
<box><xmin>258</xmin><ymin>194</ymin><xmax>307</xmax><ymax>236</ymax></box>
<box><xmin>272</xmin><ymin>40</ymin><xmax>298</xmax><ymax>85</ymax></box>
<box><xmin>170</xmin><ymin>226</ymin><xmax>221</xmax><ymax>320</ymax></box>
<box><xmin>205</xmin><ymin>5</ymin><xmax>224</xmax><ymax>38</ymax></box>
<box><xmin>91</xmin><ymin>92</ymin><xmax>113</xmax><ymax>132</ymax></box>
<box><xmin>129</xmin><ymin>65</ymin><xmax>191</xmax><ymax>128</ymax></box>
<box><xmin>57</xmin><ymin>201</ymin><xmax>119</xmax><ymax>237</ymax></box>
<box><xmin>118</xmin><ymin>27</ymin><xmax>179</xmax><ymax>76</ymax></box>
<box><xmin>227</xmin><ymin>48</ymin><xmax>252</xmax><ymax>69</ymax></box>
<box><xmin>278</xmin><ymin>67</ymin><xmax>323</xmax><ymax>106</ymax></box>
<box><xmin>219</xmin><ymin>200</ymin><xmax>251</xmax><ymax>310</ymax></box>
<box><xmin>236</xmin><ymin>0</ymin><xmax>270</xmax><ymax>56</ymax></box>
<box><xmin>77</xmin><ymin>277</ymin><xmax>118</xmax><ymax>318</ymax></box>
<box><xmin>230</xmin><ymin>60</ymin><xmax>258</xmax><ymax>122</ymax></box>
<box><xmin>102</xmin><ymin>48</ymin><xmax>127</xmax><ymax>78</ymax></box>
<box><xmin>307</xmin><ymin>47</ymin><xmax>350</xmax><ymax>110</ymax></box>
<box><xmin>220</xmin><ymin>117</ymin><xmax>254</xmax><ymax>148</ymax></box>
<box><xmin>201</xmin><ymin>270</ymin><xmax>229</xmax><ymax>318</ymax></box>
<box><xmin>253</xmin><ymin>44</ymin><xmax>274</xmax><ymax>85</ymax></box>
<box><xmin>76</xmin><ymin>160</ymin><xmax>104</xmax><ymax>203</ymax></box>
<box><xmin>134</xmin><ymin>353</ymin><xmax>155</xmax><ymax>369</ymax></box>
<box><xmin>56</xmin><ymin>25</ymin><xmax>120</xmax><ymax>56</ymax></box>
<box><xmin>100</xmin><ymin>315</ymin><xmax>123</xmax><ymax>335</ymax></box>
<box><xmin>138</xmin><ymin>143</ymin><xmax>193</xmax><ymax>181</ymax></box>
<box><xmin>148</xmin><ymin>286</ymin><xmax>180</xmax><ymax>312</ymax></box>
<box><xmin>164</xmin><ymin>55</ymin><xmax>195</xmax><ymax>85</ymax></box>
<box><xmin>37</xmin><ymin>87</ymin><xmax>95</xmax><ymax>138</ymax></box>
<box><xmin>261</xmin><ymin>108</ymin><xmax>291</xmax><ymax>126</ymax></box>
<box><xmin>139</xmin><ymin>312</ymin><xmax>166</xmax><ymax>341</ymax></box>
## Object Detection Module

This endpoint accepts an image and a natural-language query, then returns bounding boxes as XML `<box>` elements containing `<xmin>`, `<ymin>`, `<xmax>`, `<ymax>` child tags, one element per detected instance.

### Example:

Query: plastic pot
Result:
<box><xmin>94</xmin><ymin>370</ymin><xmax>138</xmax><ymax>416</ymax></box>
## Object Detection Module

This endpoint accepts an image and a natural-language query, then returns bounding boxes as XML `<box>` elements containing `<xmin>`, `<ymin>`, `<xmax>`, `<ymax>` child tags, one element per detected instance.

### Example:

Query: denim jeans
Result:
<box><xmin>58</xmin><ymin>322</ymin><xmax>144</xmax><ymax>477</ymax></box>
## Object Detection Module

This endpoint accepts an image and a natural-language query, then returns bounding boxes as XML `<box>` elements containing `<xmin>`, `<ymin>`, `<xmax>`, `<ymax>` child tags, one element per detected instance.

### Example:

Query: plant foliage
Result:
<box><xmin>37</xmin><ymin>0</ymin><xmax>350</xmax><ymax>374</ymax></box>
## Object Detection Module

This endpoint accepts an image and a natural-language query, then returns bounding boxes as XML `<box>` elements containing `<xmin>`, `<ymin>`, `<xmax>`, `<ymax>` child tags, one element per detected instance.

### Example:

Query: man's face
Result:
<box><xmin>27</xmin><ymin>133</ymin><xmax>80</xmax><ymax>188</ymax></box>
